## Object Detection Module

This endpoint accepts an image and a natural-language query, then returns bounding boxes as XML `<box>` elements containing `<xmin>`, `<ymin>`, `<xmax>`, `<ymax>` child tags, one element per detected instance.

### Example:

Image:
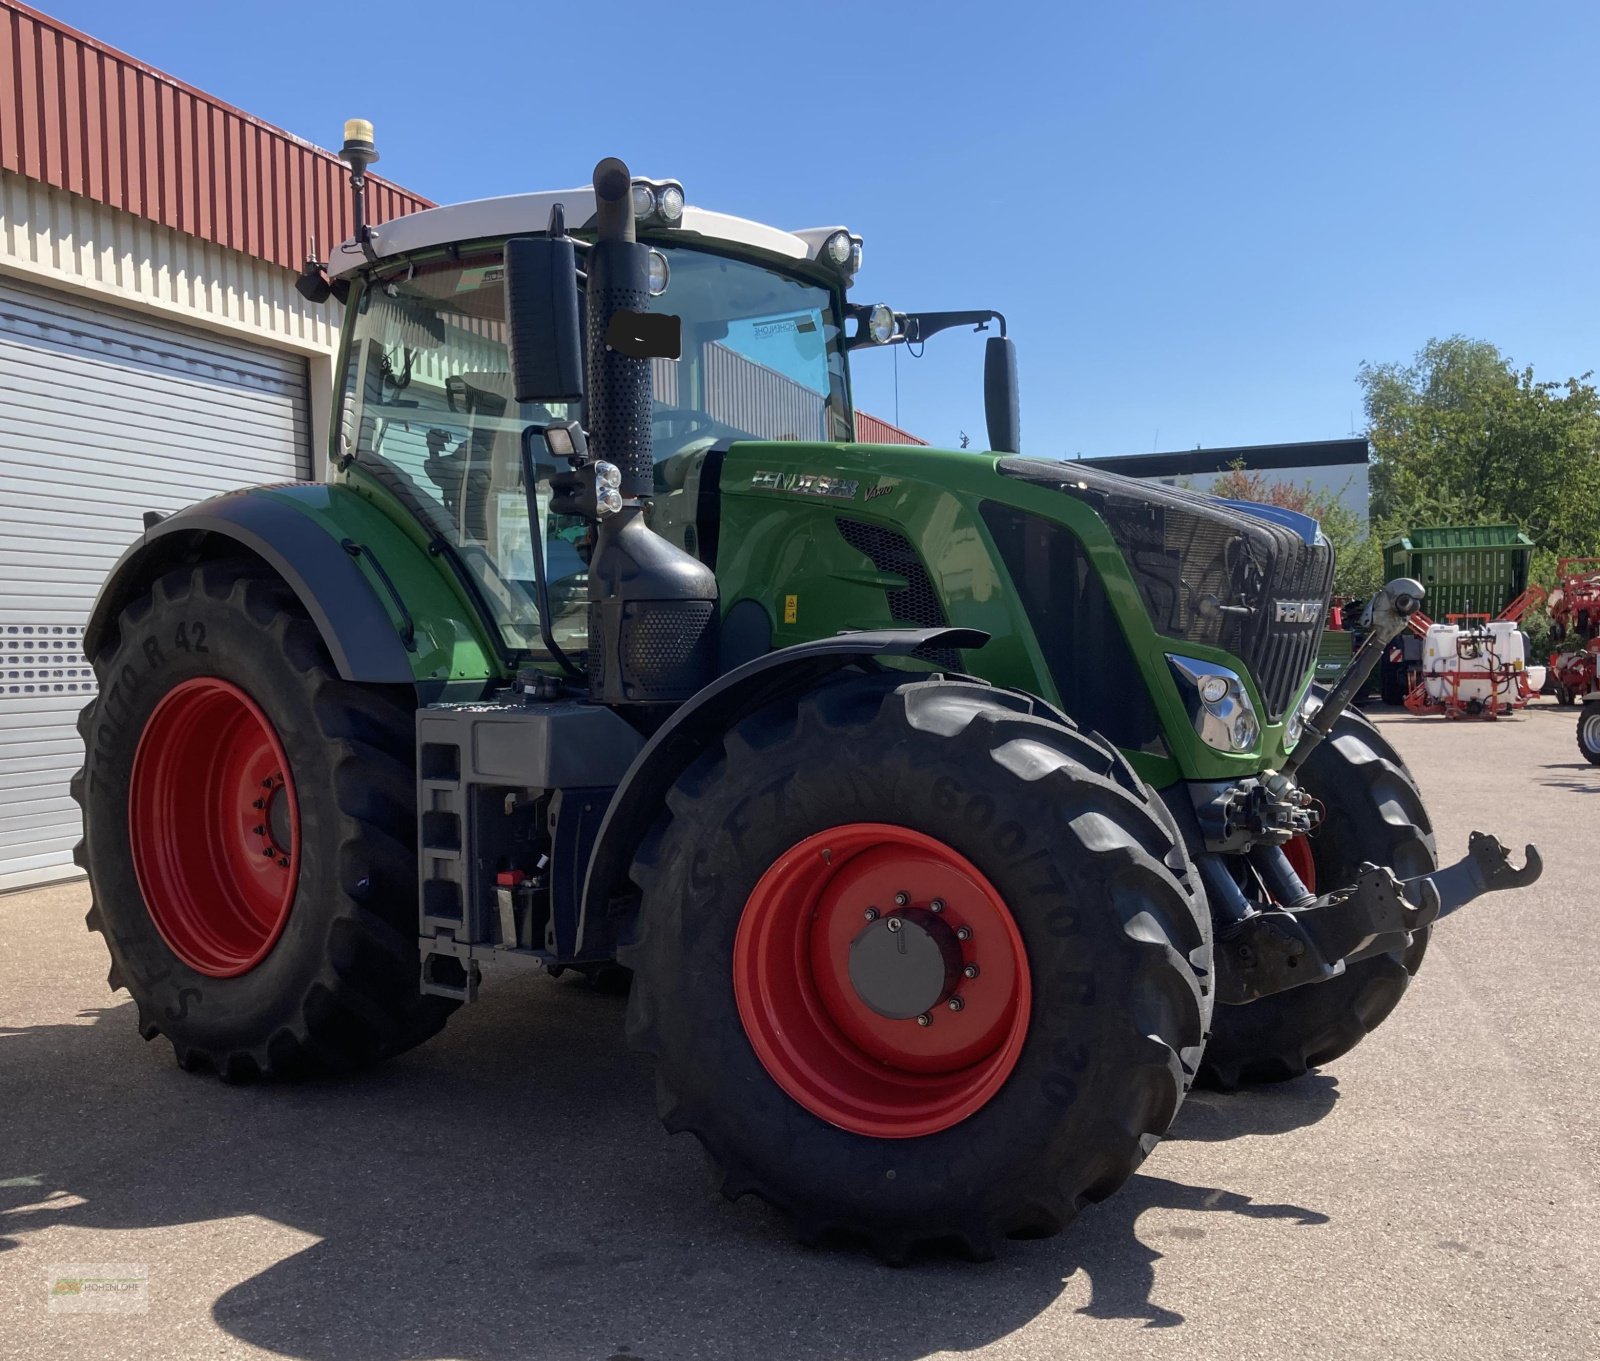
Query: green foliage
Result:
<box><xmin>1205</xmin><ymin>464</ymin><xmax>1383</xmax><ymax>600</ymax></box>
<box><xmin>1358</xmin><ymin>337</ymin><xmax>1600</xmax><ymax>574</ymax></box>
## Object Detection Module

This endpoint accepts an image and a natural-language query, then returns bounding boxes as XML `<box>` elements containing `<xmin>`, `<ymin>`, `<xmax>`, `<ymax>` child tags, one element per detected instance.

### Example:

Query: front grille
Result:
<box><xmin>997</xmin><ymin>458</ymin><xmax>1332</xmax><ymax>719</ymax></box>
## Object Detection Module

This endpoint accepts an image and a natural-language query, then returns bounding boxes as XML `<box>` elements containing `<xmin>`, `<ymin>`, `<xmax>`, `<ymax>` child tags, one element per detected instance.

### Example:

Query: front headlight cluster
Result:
<box><xmin>1168</xmin><ymin>656</ymin><xmax>1261</xmax><ymax>753</ymax></box>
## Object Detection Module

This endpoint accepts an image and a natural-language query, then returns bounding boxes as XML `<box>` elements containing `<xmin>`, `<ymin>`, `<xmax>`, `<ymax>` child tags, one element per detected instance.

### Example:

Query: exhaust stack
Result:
<box><xmin>582</xmin><ymin>157</ymin><xmax>720</xmax><ymax>707</ymax></box>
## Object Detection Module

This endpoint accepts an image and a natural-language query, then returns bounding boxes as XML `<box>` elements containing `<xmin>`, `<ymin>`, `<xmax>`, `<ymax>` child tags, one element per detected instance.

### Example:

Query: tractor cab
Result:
<box><xmin>316</xmin><ymin>169</ymin><xmax>1015</xmax><ymax>661</ymax></box>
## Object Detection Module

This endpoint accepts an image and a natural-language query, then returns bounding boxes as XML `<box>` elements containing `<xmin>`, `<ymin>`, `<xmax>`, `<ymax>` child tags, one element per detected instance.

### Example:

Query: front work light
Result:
<box><xmin>647</xmin><ymin>250</ymin><xmax>670</xmax><ymax>296</ymax></box>
<box><xmin>866</xmin><ymin>304</ymin><xmax>895</xmax><ymax>344</ymax></box>
<box><xmin>824</xmin><ymin>230</ymin><xmax>853</xmax><ymax>265</ymax></box>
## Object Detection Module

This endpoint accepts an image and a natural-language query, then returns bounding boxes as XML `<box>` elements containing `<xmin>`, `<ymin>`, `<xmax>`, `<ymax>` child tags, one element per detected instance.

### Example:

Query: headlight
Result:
<box><xmin>646</xmin><ymin>250</ymin><xmax>670</xmax><ymax>296</ymax></box>
<box><xmin>824</xmin><ymin>230</ymin><xmax>853</xmax><ymax>265</ymax></box>
<box><xmin>850</xmin><ymin>239</ymin><xmax>864</xmax><ymax>275</ymax></box>
<box><xmin>866</xmin><ymin>303</ymin><xmax>895</xmax><ymax>344</ymax></box>
<box><xmin>1284</xmin><ymin>687</ymin><xmax>1321</xmax><ymax>751</ymax></box>
<box><xmin>594</xmin><ymin>461</ymin><xmax>622</xmax><ymax>490</ymax></box>
<box><xmin>1231</xmin><ymin>712</ymin><xmax>1259</xmax><ymax>751</ymax></box>
<box><xmin>630</xmin><ymin>183</ymin><xmax>656</xmax><ymax>219</ymax></box>
<box><xmin>1167</xmin><ymin>655</ymin><xmax>1262</xmax><ymax>754</ymax></box>
<box><xmin>656</xmin><ymin>183</ymin><xmax>685</xmax><ymax>223</ymax></box>
<box><xmin>596</xmin><ymin>487</ymin><xmax>623</xmax><ymax>516</ymax></box>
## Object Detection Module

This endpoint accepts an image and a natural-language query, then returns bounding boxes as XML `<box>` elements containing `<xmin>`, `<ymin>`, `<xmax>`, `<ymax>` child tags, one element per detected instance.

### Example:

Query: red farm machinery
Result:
<box><xmin>1547</xmin><ymin>557</ymin><xmax>1600</xmax><ymax>706</ymax></box>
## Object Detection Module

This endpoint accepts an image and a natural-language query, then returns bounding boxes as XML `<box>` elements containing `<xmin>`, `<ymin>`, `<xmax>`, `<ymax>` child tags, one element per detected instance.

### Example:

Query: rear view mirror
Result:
<box><xmin>503</xmin><ymin>237</ymin><xmax>584</xmax><ymax>404</ymax></box>
<box><xmin>984</xmin><ymin>335</ymin><xmax>1021</xmax><ymax>454</ymax></box>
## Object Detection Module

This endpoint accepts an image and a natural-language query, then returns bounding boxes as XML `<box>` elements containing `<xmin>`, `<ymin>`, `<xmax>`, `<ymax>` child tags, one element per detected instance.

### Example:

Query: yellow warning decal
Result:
<box><xmin>783</xmin><ymin>594</ymin><xmax>798</xmax><ymax>625</ymax></box>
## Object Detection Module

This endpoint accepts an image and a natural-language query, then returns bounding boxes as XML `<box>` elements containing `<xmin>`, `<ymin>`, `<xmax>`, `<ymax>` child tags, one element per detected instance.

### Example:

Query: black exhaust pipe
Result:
<box><xmin>582</xmin><ymin>158</ymin><xmax>720</xmax><ymax>708</ymax></box>
<box><xmin>585</xmin><ymin>158</ymin><xmax>655</xmax><ymax>501</ymax></box>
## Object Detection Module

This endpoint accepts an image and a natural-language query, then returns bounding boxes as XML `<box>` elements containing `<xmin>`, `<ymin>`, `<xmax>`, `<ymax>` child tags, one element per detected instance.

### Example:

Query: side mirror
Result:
<box><xmin>503</xmin><ymin>237</ymin><xmax>584</xmax><ymax>404</ymax></box>
<box><xmin>984</xmin><ymin>335</ymin><xmax>1021</xmax><ymax>454</ymax></box>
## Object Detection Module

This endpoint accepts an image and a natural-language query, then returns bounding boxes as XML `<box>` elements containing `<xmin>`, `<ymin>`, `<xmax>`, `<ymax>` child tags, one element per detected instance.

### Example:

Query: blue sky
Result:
<box><xmin>41</xmin><ymin>0</ymin><xmax>1600</xmax><ymax>458</ymax></box>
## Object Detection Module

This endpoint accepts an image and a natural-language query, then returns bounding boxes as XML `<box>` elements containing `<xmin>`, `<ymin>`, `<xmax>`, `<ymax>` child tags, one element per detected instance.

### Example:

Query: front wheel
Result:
<box><xmin>621</xmin><ymin>674</ymin><xmax>1210</xmax><ymax>1259</ymax></box>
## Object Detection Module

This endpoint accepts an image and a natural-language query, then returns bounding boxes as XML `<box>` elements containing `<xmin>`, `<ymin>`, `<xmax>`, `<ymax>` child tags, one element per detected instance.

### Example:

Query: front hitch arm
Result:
<box><xmin>1215</xmin><ymin>833</ymin><xmax>1542</xmax><ymax>1005</ymax></box>
<box><xmin>1280</xmin><ymin>575</ymin><xmax>1424</xmax><ymax>779</ymax></box>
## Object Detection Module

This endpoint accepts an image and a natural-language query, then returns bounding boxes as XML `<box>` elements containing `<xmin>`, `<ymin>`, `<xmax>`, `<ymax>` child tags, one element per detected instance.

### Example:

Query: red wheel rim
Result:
<box><xmin>1283</xmin><ymin>834</ymin><xmax>1317</xmax><ymax>895</ymax></box>
<box><xmin>733</xmin><ymin>824</ymin><xmax>1031</xmax><ymax>1139</ymax></box>
<box><xmin>128</xmin><ymin>677</ymin><xmax>300</xmax><ymax>978</ymax></box>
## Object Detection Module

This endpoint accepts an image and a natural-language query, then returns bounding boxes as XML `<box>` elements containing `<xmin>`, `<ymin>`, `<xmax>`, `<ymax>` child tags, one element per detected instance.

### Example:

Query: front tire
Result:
<box><xmin>73</xmin><ymin>560</ymin><xmax>455</xmax><ymax>1079</ymax></box>
<box><xmin>621</xmin><ymin>673</ymin><xmax>1211</xmax><ymax>1258</ymax></box>
<box><xmin>1198</xmin><ymin>706</ymin><xmax>1436</xmax><ymax>1088</ymax></box>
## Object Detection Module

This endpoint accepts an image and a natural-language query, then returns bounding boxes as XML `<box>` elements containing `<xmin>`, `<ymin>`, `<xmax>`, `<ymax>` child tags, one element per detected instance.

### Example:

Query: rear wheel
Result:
<box><xmin>621</xmin><ymin>673</ymin><xmax>1210</xmax><ymax>1258</ymax></box>
<box><xmin>1198</xmin><ymin>706</ymin><xmax>1436</xmax><ymax>1088</ymax></box>
<box><xmin>73</xmin><ymin>560</ymin><xmax>455</xmax><ymax>1079</ymax></box>
<box><xmin>1578</xmin><ymin>704</ymin><xmax>1600</xmax><ymax>765</ymax></box>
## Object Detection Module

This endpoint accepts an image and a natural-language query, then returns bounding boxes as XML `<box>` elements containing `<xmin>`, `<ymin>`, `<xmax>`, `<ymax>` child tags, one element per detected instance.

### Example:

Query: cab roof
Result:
<box><xmin>331</xmin><ymin>187</ymin><xmax>851</xmax><ymax>281</ymax></box>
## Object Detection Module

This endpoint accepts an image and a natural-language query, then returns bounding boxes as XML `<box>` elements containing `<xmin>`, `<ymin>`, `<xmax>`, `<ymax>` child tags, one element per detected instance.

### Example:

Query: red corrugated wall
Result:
<box><xmin>0</xmin><ymin>0</ymin><xmax>432</xmax><ymax>273</ymax></box>
<box><xmin>854</xmin><ymin>411</ymin><xmax>927</xmax><ymax>445</ymax></box>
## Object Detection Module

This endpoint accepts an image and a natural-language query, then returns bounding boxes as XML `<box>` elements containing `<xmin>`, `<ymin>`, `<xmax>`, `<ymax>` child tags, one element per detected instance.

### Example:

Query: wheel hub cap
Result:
<box><xmin>848</xmin><ymin>909</ymin><xmax>962</xmax><ymax>1020</ymax></box>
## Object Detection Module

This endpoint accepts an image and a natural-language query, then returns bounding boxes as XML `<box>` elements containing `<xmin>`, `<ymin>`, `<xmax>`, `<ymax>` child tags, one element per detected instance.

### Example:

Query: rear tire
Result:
<box><xmin>621</xmin><ymin>673</ymin><xmax>1211</xmax><ymax>1259</ymax></box>
<box><xmin>1578</xmin><ymin>704</ymin><xmax>1600</xmax><ymax>765</ymax></box>
<box><xmin>1197</xmin><ymin>706</ymin><xmax>1436</xmax><ymax>1089</ymax></box>
<box><xmin>73</xmin><ymin>560</ymin><xmax>455</xmax><ymax>1079</ymax></box>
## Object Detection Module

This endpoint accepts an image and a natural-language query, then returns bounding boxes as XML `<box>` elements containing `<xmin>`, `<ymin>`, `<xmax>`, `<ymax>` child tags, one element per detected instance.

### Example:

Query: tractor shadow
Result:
<box><xmin>0</xmin><ymin>989</ymin><xmax>1334</xmax><ymax>1358</ymax></box>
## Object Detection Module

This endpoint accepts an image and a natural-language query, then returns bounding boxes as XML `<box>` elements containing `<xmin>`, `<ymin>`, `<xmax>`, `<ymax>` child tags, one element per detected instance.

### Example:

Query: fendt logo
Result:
<box><xmin>1273</xmin><ymin>600</ymin><xmax>1323</xmax><ymax>625</ymax></box>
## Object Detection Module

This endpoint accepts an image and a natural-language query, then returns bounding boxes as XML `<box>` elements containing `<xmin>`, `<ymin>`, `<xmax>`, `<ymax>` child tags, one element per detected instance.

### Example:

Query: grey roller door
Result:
<box><xmin>0</xmin><ymin>274</ymin><xmax>311</xmax><ymax>889</ymax></box>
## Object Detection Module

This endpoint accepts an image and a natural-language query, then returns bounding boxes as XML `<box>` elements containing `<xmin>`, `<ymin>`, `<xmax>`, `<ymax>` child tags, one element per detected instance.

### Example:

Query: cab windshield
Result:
<box><xmin>337</xmin><ymin>243</ymin><xmax>850</xmax><ymax>655</ymax></box>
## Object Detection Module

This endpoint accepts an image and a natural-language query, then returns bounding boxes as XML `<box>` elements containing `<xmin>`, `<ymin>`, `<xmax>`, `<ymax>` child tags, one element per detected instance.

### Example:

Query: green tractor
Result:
<box><xmin>74</xmin><ymin>133</ymin><xmax>1541</xmax><ymax>1259</ymax></box>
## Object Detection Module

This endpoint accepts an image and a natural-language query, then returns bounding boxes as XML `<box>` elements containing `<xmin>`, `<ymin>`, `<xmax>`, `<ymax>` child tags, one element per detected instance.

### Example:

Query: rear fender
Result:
<box><xmin>575</xmin><ymin>626</ymin><xmax>988</xmax><ymax>956</ymax></box>
<box><xmin>82</xmin><ymin>484</ymin><xmax>503</xmax><ymax>692</ymax></box>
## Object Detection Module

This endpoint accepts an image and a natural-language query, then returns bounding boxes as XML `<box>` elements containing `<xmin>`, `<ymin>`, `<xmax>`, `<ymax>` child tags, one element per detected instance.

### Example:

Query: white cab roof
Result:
<box><xmin>331</xmin><ymin>188</ymin><xmax>840</xmax><ymax>279</ymax></box>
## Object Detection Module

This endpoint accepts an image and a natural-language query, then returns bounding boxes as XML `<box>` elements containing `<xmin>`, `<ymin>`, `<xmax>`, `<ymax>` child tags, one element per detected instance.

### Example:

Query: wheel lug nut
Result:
<box><xmin>915</xmin><ymin>1013</ymin><xmax>932</xmax><ymax>1027</ymax></box>
<box><xmin>963</xmin><ymin>963</ymin><xmax>980</xmax><ymax>979</ymax></box>
<box><xmin>894</xmin><ymin>891</ymin><xmax>909</xmax><ymax>907</ymax></box>
<box><xmin>956</xmin><ymin>926</ymin><xmax>973</xmax><ymax>942</ymax></box>
<box><xmin>885</xmin><ymin>918</ymin><xmax>903</xmax><ymax>934</ymax></box>
<box><xmin>253</xmin><ymin>825</ymin><xmax>265</xmax><ymax>836</ymax></box>
<box><xmin>261</xmin><ymin>848</ymin><xmax>275</xmax><ymax>858</ymax></box>
<box><xmin>278</xmin><ymin>857</ymin><xmax>289</xmax><ymax>868</ymax></box>
<box><xmin>252</xmin><ymin>799</ymin><xmax>264</xmax><ymax>810</ymax></box>
<box><xmin>930</xmin><ymin>898</ymin><xmax>945</xmax><ymax>914</ymax></box>
<box><xmin>863</xmin><ymin>907</ymin><xmax>879</xmax><ymax>922</ymax></box>
<box><xmin>948</xmin><ymin>996</ymin><xmax>965</xmax><ymax>1012</ymax></box>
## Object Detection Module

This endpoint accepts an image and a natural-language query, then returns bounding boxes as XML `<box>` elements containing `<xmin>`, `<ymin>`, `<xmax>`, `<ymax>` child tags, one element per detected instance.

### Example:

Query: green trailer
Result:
<box><xmin>1382</xmin><ymin>524</ymin><xmax>1534</xmax><ymax>619</ymax></box>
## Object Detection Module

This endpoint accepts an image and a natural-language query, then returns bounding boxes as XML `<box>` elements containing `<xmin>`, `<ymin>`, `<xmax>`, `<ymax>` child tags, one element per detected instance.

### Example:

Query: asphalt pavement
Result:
<box><xmin>1</xmin><ymin>702</ymin><xmax>1596</xmax><ymax>1360</ymax></box>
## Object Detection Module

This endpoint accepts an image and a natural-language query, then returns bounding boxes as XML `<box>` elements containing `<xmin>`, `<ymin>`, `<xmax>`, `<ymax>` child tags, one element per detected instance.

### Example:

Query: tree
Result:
<box><xmin>1205</xmin><ymin>463</ymin><xmax>1383</xmax><ymax>601</ymax></box>
<box><xmin>1358</xmin><ymin>337</ymin><xmax>1600</xmax><ymax>566</ymax></box>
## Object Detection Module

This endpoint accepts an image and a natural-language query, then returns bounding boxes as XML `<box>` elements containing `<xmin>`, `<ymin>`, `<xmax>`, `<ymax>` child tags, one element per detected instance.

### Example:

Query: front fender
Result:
<box><xmin>83</xmin><ymin>483</ymin><xmax>503</xmax><ymax>691</ymax></box>
<box><xmin>576</xmin><ymin>626</ymin><xmax>988</xmax><ymax>955</ymax></box>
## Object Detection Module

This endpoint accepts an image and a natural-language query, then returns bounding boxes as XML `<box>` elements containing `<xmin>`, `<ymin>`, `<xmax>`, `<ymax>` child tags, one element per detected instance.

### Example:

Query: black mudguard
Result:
<box><xmin>575</xmin><ymin>626</ymin><xmax>989</xmax><ymax>955</ymax></box>
<box><xmin>82</xmin><ymin>490</ymin><xmax>416</xmax><ymax>685</ymax></box>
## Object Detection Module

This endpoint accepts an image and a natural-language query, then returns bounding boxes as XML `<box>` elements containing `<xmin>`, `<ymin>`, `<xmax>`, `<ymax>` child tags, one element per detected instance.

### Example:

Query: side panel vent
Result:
<box><xmin>834</xmin><ymin>518</ymin><xmax>960</xmax><ymax>669</ymax></box>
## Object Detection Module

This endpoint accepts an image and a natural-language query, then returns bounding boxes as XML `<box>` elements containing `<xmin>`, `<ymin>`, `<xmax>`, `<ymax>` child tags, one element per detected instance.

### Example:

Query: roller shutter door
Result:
<box><xmin>0</xmin><ymin>274</ymin><xmax>311</xmax><ymax>888</ymax></box>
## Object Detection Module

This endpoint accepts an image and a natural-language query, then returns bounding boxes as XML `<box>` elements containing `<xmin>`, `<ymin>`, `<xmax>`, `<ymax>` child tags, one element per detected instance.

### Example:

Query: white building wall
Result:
<box><xmin>0</xmin><ymin>169</ymin><xmax>343</xmax><ymax>471</ymax></box>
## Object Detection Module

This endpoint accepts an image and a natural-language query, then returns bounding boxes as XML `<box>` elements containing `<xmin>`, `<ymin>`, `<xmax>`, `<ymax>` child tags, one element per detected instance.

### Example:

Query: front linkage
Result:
<box><xmin>1198</xmin><ymin>577</ymin><xmax>1543</xmax><ymax>1006</ymax></box>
